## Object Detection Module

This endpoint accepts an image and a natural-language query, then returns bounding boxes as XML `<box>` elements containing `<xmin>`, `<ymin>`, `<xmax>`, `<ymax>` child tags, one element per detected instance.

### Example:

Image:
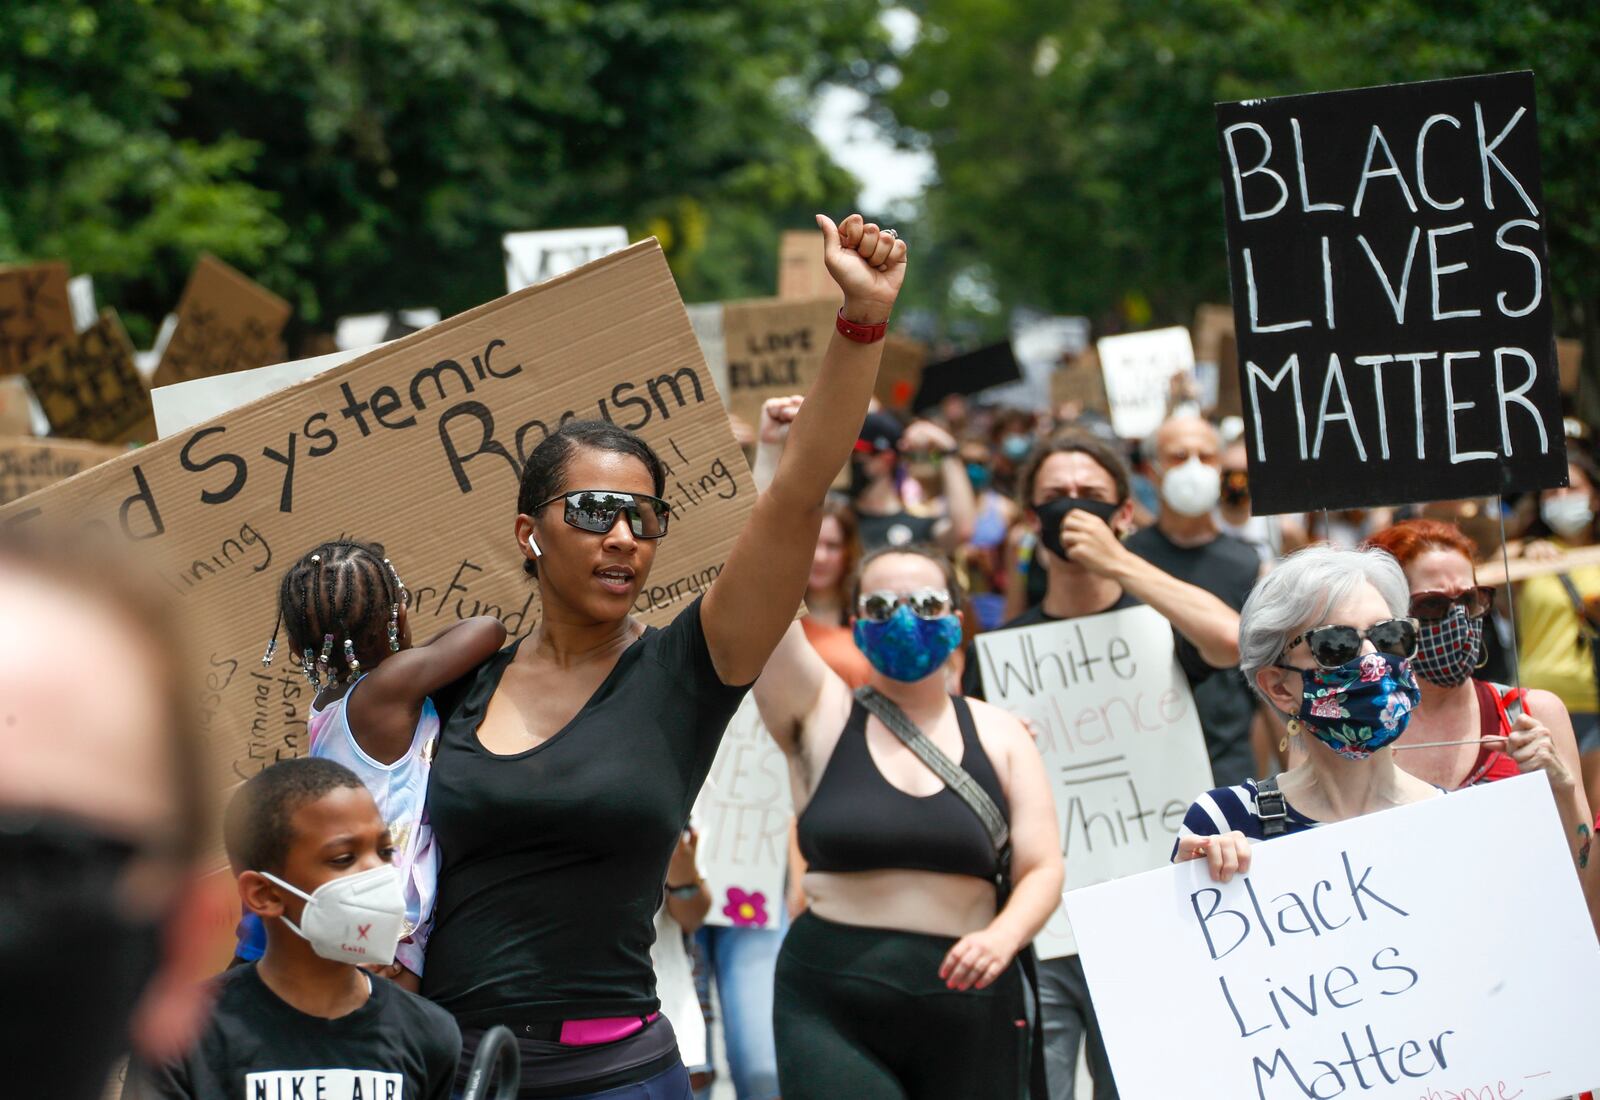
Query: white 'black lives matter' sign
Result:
<box><xmin>1215</xmin><ymin>71</ymin><xmax>1567</xmax><ymax>514</ymax></box>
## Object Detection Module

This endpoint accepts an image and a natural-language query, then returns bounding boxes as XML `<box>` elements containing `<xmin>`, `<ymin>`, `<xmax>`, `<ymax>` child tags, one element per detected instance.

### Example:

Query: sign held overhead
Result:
<box><xmin>151</xmin><ymin>254</ymin><xmax>292</xmax><ymax>390</ymax></box>
<box><xmin>504</xmin><ymin>226</ymin><xmax>630</xmax><ymax>293</ymax></box>
<box><xmin>1216</xmin><ymin>71</ymin><xmax>1566</xmax><ymax>514</ymax></box>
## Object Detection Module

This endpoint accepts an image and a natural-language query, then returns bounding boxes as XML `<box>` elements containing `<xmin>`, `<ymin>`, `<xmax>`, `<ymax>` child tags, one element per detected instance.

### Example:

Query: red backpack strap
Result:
<box><xmin>1483</xmin><ymin>680</ymin><xmax>1528</xmax><ymax>734</ymax></box>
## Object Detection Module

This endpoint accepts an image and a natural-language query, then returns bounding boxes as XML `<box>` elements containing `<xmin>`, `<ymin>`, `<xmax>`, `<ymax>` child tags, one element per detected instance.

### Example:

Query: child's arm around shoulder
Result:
<box><xmin>347</xmin><ymin>616</ymin><xmax>509</xmax><ymax>765</ymax></box>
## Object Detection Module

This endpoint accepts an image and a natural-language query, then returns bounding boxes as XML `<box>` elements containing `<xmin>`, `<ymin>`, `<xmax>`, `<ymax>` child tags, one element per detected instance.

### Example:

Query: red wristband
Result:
<box><xmin>836</xmin><ymin>309</ymin><xmax>888</xmax><ymax>344</ymax></box>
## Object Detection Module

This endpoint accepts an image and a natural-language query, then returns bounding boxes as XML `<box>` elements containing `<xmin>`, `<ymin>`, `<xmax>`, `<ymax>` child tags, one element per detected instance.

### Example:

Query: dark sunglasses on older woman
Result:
<box><xmin>1281</xmin><ymin>617</ymin><xmax>1419</xmax><ymax>670</ymax></box>
<box><xmin>856</xmin><ymin>587</ymin><xmax>954</xmax><ymax>622</ymax></box>
<box><xmin>1408</xmin><ymin>586</ymin><xmax>1493</xmax><ymax>621</ymax></box>
<box><xmin>536</xmin><ymin>490</ymin><xmax>671</xmax><ymax>538</ymax></box>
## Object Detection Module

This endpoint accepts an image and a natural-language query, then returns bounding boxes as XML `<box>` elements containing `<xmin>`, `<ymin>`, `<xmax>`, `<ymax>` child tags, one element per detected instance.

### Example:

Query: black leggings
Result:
<box><xmin>774</xmin><ymin>911</ymin><xmax>1028</xmax><ymax>1100</ymax></box>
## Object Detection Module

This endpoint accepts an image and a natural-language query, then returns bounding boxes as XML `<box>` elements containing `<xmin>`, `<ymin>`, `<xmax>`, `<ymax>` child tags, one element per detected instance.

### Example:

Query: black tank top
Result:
<box><xmin>797</xmin><ymin>695</ymin><xmax>1009</xmax><ymax>880</ymax></box>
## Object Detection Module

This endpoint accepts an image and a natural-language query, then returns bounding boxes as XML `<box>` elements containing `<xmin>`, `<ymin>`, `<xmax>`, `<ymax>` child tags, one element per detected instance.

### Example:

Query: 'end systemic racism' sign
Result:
<box><xmin>1216</xmin><ymin>71</ymin><xmax>1566</xmax><ymax>514</ymax></box>
<box><xmin>1067</xmin><ymin>775</ymin><xmax>1600</xmax><ymax>1099</ymax></box>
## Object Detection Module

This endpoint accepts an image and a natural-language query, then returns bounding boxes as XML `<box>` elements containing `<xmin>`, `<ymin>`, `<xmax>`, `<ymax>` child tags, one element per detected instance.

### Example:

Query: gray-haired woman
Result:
<box><xmin>1172</xmin><ymin>545</ymin><xmax>1441</xmax><ymax>881</ymax></box>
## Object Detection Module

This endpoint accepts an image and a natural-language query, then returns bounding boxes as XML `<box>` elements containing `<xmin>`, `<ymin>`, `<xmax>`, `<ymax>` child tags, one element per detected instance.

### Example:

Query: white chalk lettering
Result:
<box><xmin>1494</xmin><ymin>219</ymin><xmax>1543</xmax><ymax>318</ymax></box>
<box><xmin>1357</xmin><ymin>227</ymin><xmax>1420</xmax><ymax>325</ymax></box>
<box><xmin>1493</xmin><ymin>347</ymin><xmax>1549</xmax><ymax>457</ymax></box>
<box><xmin>1442</xmin><ymin>351</ymin><xmax>1495</xmax><ymax>464</ymax></box>
<box><xmin>1351</xmin><ymin>124</ymin><xmax>1418</xmax><ymax>216</ymax></box>
<box><xmin>1246</xmin><ymin>355</ymin><xmax>1308</xmax><ymax>463</ymax></box>
<box><xmin>1474</xmin><ymin>101</ymin><xmax>1538</xmax><ymax>216</ymax></box>
<box><xmin>1427</xmin><ymin>223</ymin><xmax>1481</xmax><ymax>321</ymax></box>
<box><xmin>1224</xmin><ymin>122</ymin><xmax>1289</xmax><ymax>221</ymax></box>
<box><xmin>1415</xmin><ymin>113</ymin><xmax>1465</xmax><ymax>211</ymax></box>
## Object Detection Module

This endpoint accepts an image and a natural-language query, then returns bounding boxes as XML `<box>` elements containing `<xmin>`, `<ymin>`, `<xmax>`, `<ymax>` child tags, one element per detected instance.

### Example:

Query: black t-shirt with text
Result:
<box><xmin>126</xmin><ymin>964</ymin><xmax>460</xmax><ymax>1100</ymax></box>
<box><xmin>1124</xmin><ymin>525</ymin><xmax>1261</xmax><ymax>786</ymax></box>
<box><xmin>423</xmin><ymin>596</ymin><xmax>750</xmax><ymax>1027</ymax></box>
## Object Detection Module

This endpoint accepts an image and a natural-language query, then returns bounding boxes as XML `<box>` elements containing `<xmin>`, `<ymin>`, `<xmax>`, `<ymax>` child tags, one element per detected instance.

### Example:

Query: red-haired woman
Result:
<box><xmin>1365</xmin><ymin>519</ymin><xmax>1592</xmax><ymax>867</ymax></box>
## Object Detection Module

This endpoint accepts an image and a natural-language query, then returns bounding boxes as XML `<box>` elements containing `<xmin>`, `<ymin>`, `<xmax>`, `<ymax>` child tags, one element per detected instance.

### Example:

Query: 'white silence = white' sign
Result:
<box><xmin>977</xmin><ymin>604</ymin><xmax>1214</xmax><ymax>957</ymax></box>
<box><xmin>1065</xmin><ymin>774</ymin><xmax>1600</xmax><ymax>1100</ymax></box>
<box><xmin>504</xmin><ymin>226</ymin><xmax>630</xmax><ymax>293</ymax></box>
<box><xmin>692</xmin><ymin>694</ymin><xmax>793</xmax><ymax>929</ymax></box>
<box><xmin>1098</xmin><ymin>326</ymin><xmax>1197</xmax><ymax>440</ymax></box>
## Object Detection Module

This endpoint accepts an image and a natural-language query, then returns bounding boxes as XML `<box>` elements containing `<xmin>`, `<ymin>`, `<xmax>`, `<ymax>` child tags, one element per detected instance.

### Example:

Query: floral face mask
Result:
<box><xmin>1279</xmin><ymin>651</ymin><xmax>1421</xmax><ymax>760</ymax></box>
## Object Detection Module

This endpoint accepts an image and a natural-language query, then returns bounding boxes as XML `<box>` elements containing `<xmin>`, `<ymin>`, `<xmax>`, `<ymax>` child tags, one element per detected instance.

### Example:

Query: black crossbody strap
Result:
<box><xmin>1255</xmin><ymin>774</ymin><xmax>1288</xmax><ymax>838</ymax></box>
<box><xmin>854</xmin><ymin>686</ymin><xmax>1010</xmax><ymax>853</ymax></box>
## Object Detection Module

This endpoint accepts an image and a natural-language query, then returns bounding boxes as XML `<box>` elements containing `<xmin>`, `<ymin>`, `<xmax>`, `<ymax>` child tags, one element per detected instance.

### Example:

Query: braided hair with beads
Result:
<box><xmin>260</xmin><ymin>538</ymin><xmax>408</xmax><ymax>688</ymax></box>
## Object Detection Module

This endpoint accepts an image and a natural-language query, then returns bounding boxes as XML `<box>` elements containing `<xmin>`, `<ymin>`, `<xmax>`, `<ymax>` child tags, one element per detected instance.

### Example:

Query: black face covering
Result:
<box><xmin>0</xmin><ymin>816</ymin><xmax>166</xmax><ymax>1100</ymax></box>
<box><xmin>848</xmin><ymin>455</ymin><xmax>877</xmax><ymax>498</ymax></box>
<box><xmin>1033</xmin><ymin>497</ymin><xmax>1119</xmax><ymax>561</ymax></box>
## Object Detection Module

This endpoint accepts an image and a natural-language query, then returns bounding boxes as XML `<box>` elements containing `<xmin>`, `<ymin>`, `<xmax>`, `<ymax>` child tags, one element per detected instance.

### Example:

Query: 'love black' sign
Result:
<box><xmin>1215</xmin><ymin>71</ymin><xmax>1566</xmax><ymax>514</ymax></box>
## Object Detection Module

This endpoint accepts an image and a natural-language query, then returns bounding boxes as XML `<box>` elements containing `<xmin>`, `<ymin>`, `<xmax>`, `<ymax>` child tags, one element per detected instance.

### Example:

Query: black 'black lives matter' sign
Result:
<box><xmin>1215</xmin><ymin>71</ymin><xmax>1567</xmax><ymax>514</ymax></box>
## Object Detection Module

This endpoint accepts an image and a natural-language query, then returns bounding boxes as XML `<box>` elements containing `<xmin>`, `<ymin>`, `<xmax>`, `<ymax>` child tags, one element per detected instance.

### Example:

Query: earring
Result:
<box><xmin>344</xmin><ymin>638</ymin><xmax>361</xmax><ymax>679</ymax></box>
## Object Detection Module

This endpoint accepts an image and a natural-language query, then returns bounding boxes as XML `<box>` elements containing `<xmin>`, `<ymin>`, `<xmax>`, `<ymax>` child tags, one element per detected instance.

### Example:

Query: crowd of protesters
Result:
<box><xmin>7</xmin><ymin>216</ymin><xmax>1599</xmax><ymax>1100</ymax></box>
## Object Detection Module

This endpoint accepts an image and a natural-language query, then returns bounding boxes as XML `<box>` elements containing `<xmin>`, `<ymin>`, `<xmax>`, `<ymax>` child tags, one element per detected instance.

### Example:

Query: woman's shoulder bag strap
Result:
<box><xmin>853</xmin><ymin>686</ymin><xmax>1010</xmax><ymax>854</ymax></box>
<box><xmin>1256</xmin><ymin>775</ymin><xmax>1289</xmax><ymax>838</ymax></box>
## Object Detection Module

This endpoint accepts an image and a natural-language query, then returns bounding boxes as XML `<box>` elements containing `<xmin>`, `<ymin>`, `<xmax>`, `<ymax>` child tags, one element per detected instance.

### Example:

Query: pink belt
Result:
<box><xmin>558</xmin><ymin>1012</ymin><xmax>660</xmax><ymax>1046</ymax></box>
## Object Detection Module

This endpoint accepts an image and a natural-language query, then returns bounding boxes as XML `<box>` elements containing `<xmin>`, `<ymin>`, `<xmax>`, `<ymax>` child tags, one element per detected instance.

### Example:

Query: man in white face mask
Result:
<box><xmin>1125</xmin><ymin>416</ymin><xmax>1265</xmax><ymax>786</ymax></box>
<box><xmin>126</xmin><ymin>759</ymin><xmax>460</xmax><ymax>1099</ymax></box>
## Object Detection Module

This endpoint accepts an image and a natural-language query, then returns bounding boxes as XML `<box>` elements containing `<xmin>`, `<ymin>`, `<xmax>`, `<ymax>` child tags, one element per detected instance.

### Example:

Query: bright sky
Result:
<box><xmin>809</xmin><ymin>8</ymin><xmax>934</xmax><ymax>214</ymax></box>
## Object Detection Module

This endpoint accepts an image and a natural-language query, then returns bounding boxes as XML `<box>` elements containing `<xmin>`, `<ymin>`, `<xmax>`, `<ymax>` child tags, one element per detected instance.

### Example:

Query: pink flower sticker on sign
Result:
<box><xmin>722</xmin><ymin>887</ymin><xmax>769</xmax><ymax>928</ymax></box>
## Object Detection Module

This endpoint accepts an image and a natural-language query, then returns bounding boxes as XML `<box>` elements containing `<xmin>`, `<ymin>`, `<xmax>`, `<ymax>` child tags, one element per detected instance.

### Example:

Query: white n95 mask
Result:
<box><xmin>1161</xmin><ymin>456</ymin><xmax>1222</xmax><ymax>517</ymax></box>
<box><xmin>260</xmin><ymin>864</ymin><xmax>406</xmax><ymax>966</ymax></box>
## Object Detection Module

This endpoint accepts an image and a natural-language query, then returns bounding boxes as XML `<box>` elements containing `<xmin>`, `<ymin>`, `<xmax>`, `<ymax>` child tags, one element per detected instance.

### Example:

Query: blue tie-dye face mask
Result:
<box><xmin>853</xmin><ymin>605</ymin><xmax>964</xmax><ymax>683</ymax></box>
<box><xmin>1285</xmin><ymin>651</ymin><xmax>1421</xmax><ymax>760</ymax></box>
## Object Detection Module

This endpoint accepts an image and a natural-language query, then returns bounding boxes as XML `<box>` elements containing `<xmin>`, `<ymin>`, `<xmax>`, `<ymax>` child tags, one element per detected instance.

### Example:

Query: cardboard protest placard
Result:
<box><xmin>0</xmin><ymin>436</ymin><xmax>124</xmax><ymax>505</ymax></box>
<box><xmin>151</xmin><ymin>255</ymin><xmax>293</xmax><ymax>390</ymax></box>
<box><xmin>0</xmin><ymin>261</ymin><xmax>75</xmax><ymax>376</ymax></box>
<box><xmin>719</xmin><ymin>297</ymin><xmax>840</xmax><ymax>428</ymax></box>
<box><xmin>1</xmin><ymin>241</ymin><xmax>758</xmax><ymax>845</ymax></box>
<box><xmin>976</xmin><ymin>604</ymin><xmax>1214</xmax><ymax>956</ymax></box>
<box><xmin>1193</xmin><ymin>303</ymin><xmax>1237</xmax><ymax>414</ymax></box>
<box><xmin>1049</xmin><ymin>347</ymin><xmax>1110</xmax><ymax>416</ymax></box>
<box><xmin>1066</xmin><ymin>775</ymin><xmax>1600</xmax><ymax>1099</ymax></box>
<box><xmin>913</xmin><ymin>341</ymin><xmax>1023</xmax><ymax>411</ymax></box>
<box><xmin>0</xmin><ymin>377</ymin><xmax>36</xmax><ymax>436</ymax></box>
<box><xmin>21</xmin><ymin>310</ymin><xmax>153</xmax><ymax>444</ymax></box>
<box><xmin>875</xmin><ymin>334</ymin><xmax>928</xmax><ymax>412</ymax></box>
<box><xmin>777</xmin><ymin>230</ymin><xmax>837</xmax><ymax>302</ymax></box>
<box><xmin>1097</xmin><ymin>326</ymin><xmax>1196</xmax><ymax>440</ymax></box>
<box><xmin>504</xmin><ymin>226</ymin><xmax>630</xmax><ymax>293</ymax></box>
<box><xmin>1216</xmin><ymin>72</ymin><xmax>1567</xmax><ymax>514</ymax></box>
<box><xmin>692</xmin><ymin>696</ymin><xmax>793</xmax><ymax>929</ymax></box>
<box><xmin>1557</xmin><ymin>338</ymin><xmax>1582</xmax><ymax>395</ymax></box>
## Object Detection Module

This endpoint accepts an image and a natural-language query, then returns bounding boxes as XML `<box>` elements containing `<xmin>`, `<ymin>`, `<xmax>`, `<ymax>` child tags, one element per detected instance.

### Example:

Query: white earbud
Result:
<box><xmin>527</xmin><ymin>533</ymin><xmax>542</xmax><ymax>558</ymax></box>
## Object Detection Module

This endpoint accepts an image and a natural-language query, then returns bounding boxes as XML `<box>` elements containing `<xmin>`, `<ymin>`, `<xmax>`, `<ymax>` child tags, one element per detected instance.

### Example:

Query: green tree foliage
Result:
<box><xmin>0</xmin><ymin>0</ymin><xmax>885</xmax><ymax>344</ymax></box>
<box><xmin>885</xmin><ymin>0</ymin><xmax>1600</xmax><ymax>366</ymax></box>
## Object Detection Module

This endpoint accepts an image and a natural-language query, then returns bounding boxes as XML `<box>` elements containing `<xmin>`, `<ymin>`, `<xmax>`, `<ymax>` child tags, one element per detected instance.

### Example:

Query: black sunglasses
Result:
<box><xmin>1280</xmin><ymin>617</ymin><xmax>1419</xmax><ymax>670</ymax></box>
<box><xmin>536</xmin><ymin>490</ymin><xmax>671</xmax><ymax>539</ymax></box>
<box><xmin>857</xmin><ymin>587</ymin><xmax>955</xmax><ymax>623</ymax></box>
<box><xmin>1408</xmin><ymin>586</ymin><xmax>1493</xmax><ymax>621</ymax></box>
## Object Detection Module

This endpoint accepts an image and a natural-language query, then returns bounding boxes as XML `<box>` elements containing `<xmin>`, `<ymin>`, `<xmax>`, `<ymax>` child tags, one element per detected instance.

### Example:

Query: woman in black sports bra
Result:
<box><xmin>754</xmin><ymin>543</ymin><xmax>1062</xmax><ymax>1099</ymax></box>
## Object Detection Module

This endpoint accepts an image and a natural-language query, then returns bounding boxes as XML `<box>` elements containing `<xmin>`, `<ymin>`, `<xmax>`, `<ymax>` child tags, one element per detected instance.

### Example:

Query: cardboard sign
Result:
<box><xmin>22</xmin><ymin>310</ymin><xmax>152</xmax><ymax>444</ymax></box>
<box><xmin>1097</xmin><ymin>326</ymin><xmax>1196</xmax><ymax>440</ymax></box>
<box><xmin>777</xmin><ymin>230</ymin><xmax>837</xmax><ymax>302</ymax></box>
<box><xmin>1</xmin><ymin>241</ymin><xmax>758</xmax><ymax>830</ymax></box>
<box><xmin>875</xmin><ymin>334</ymin><xmax>928</xmax><ymax>412</ymax></box>
<box><xmin>151</xmin><ymin>255</ymin><xmax>292</xmax><ymax>390</ymax></box>
<box><xmin>1066</xmin><ymin>775</ymin><xmax>1600</xmax><ymax>1099</ymax></box>
<box><xmin>0</xmin><ymin>377</ymin><xmax>37</xmax><ymax>436</ymax></box>
<box><xmin>0</xmin><ymin>436</ymin><xmax>124</xmax><ymax>505</ymax></box>
<box><xmin>1049</xmin><ymin>347</ymin><xmax>1110</xmax><ymax>416</ymax></box>
<box><xmin>913</xmin><ymin>341</ymin><xmax>1024</xmax><ymax>411</ymax></box>
<box><xmin>504</xmin><ymin>226</ymin><xmax>629</xmax><ymax>293</ymax></box>
<box><xmin>0</xmin><ymin>261</ymin><xmax>75</xmax><ymax>376</ymax></box>
<box><xmin>692</xmin><ymin>695</ymin><xmax>793</xmax><ymax>929</ymax></box>
<box><xmin>976</xmin><ymin>605</ymin><xmax>1215</xmax><ymax>956</ymax></box>
<box><xmin>719</xmin><ymin>297</ymin><xmax>839</xmax><ymax>428</ymax></box>
<box><xmin>1557</xmin><ymin>338</ymin><xmax>1582</xmax><ymax>396</ymax></box>
<box><xmin>1216</xmin><ymin>72</ymin><xmax>1567</xmax><ymax>514</ymax></box>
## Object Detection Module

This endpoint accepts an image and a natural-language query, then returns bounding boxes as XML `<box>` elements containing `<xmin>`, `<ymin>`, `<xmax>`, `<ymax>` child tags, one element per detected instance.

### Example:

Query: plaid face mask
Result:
<box><xmin>1413</xmin><ymin>606</ymin><xmax>1484</xmax><ymax>689</ymax></box>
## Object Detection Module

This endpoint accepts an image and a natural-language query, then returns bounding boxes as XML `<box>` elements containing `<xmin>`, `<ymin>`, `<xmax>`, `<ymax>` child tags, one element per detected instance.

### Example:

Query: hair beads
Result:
<box><xmin>274</xmin><ymin>540</ymin><xmax>406</xmax><ymax>685</ymax></box>
<box><xmin>301</xmin><ymin>647</ymin><xmax>320</xmax><ymax>688</ymax></box>
<box><xmin>317</xmin><ymin>634</ymin><xmax>335</xmax><ymax>679</ymax></box>
<box><xmin>344</xmin><ymin>638</ymin><xmax>361</xmax><ymax>678</ymax></box>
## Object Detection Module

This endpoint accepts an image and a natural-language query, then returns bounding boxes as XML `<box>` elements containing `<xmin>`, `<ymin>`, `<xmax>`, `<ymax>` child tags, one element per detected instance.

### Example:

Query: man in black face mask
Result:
<box><xmin>958</xmin><ymin>429</ymin><xmax>1245</xmax><ymax>1100</ymax></box>
<box><xmin>0</xmin><ymin>532</ymin><xmax>214</xmax><ymax>1100</ymax></box>
<box><xmin>850</xmin><ymin>409</ymin><xmax>977</xmax><ymax>552</ymax></box>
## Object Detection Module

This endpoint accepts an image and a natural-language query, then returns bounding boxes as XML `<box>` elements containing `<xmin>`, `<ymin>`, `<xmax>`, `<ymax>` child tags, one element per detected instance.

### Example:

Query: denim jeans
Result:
<box><xmin>1039</xmin><ymin>955</ymin><xmax>1118</xmax><ymax>1100</ymax></box>
<box><xmin>693</xmin><ymin>912</ymin><xmax>786</xmax><ymax>1100</ymax></box>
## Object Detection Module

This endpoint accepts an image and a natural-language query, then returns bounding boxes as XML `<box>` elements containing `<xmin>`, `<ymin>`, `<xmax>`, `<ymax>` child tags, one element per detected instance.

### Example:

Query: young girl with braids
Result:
<box><xmin>237</xmin><ymin>538</ymin><xmax>507</xmax><ymax>986</ymax></box>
